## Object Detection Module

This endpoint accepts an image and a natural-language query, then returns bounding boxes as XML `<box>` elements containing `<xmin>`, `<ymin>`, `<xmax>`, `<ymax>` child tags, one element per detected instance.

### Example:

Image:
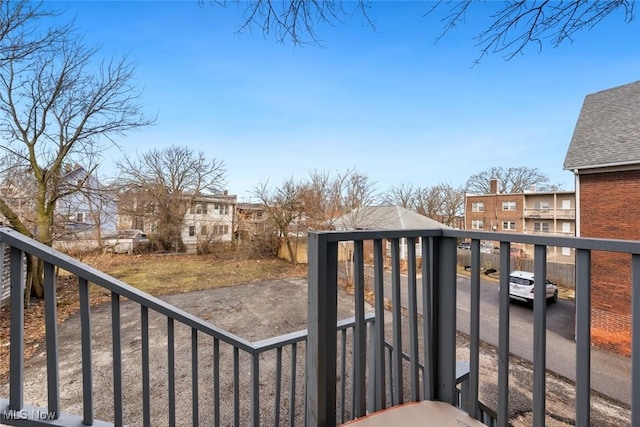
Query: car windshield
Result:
<box><xmin>510</xmin><ymin>276</ymin><xmax>533</xmax><ymax>286</ymax></box>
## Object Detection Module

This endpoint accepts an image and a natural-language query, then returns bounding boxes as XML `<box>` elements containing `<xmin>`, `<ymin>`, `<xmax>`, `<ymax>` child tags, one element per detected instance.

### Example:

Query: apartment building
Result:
<box><xmin>464</xmin><ymin>179</ymin><xmax>576</xmax><ymax>261</ymax></box>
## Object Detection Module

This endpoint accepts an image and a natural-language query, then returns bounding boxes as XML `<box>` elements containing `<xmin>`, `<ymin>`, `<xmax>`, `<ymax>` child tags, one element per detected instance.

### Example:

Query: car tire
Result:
<box><xmin>548</xmin><ymin>290</ymin><xmax>558</xmax><ymax>304</ymax></box>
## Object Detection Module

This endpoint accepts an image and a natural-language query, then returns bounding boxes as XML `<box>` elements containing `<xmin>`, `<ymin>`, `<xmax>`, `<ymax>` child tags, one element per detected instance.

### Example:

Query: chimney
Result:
<box><xmin>489</xmin><ymin>179</ymin><xmax>500</xmax><ymax>194</ymax></box>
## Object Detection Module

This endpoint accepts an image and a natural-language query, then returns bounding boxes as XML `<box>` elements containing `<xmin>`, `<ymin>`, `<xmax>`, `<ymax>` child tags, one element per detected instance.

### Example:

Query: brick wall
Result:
<box><xmin>580</xmin><ymin>171</ymin><xmax>640</xmax><ymax>356</ymax></box>
<box><xmin>465</xmin><ymin>194</ymin><xmax>525</xmax><ymax>232</ymax></box>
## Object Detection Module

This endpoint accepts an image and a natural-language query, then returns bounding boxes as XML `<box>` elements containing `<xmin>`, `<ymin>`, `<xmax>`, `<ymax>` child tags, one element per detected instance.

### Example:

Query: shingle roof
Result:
<box><xmin>333</xmin><ymin>206</ymin><xmax>449</xmax><ymax>230</ymax></box>
<box><xmin>563</xmin><ymin>80</ymin><xmax>640</xmax><ymax>171</ymax></box>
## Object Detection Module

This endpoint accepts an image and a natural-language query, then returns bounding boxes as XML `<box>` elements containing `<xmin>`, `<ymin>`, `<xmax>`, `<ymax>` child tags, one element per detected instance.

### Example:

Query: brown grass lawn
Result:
<box><xmin>0</xmin><ymin>253</ymin><xmax>307</xmax><ymax>381</ymax></box>
<box><xmin>91</xmin><ymin>253</ymin><xmax>307</xmax><ymax>295</ymax></box>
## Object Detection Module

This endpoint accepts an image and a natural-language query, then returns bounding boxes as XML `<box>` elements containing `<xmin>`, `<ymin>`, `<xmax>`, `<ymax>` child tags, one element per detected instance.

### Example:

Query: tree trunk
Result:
<box><xmin>285</xmin><ymin>236</ymin><xmax>297</xmax><ymax>265</ymax></box>
<box><xmin>23</xmin><ymin>254</ymin><xmax>44</xmax><ymax>307</ymax></box>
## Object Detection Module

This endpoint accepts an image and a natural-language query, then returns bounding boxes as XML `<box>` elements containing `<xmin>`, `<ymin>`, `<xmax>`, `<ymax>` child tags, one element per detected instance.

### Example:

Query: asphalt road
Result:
<box><xmin>371</xmin><ymin>267</ymin><xmax>632</xmax><ymax>406</ymax></box>
<box><xmin>455</xmin><ymin>274</ymin><xmax>631</xmax><ymax>406</ymax></box>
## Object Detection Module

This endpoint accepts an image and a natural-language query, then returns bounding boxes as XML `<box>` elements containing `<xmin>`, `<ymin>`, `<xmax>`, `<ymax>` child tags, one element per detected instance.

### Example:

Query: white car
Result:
<box><xmin>508</xmin><ymin>270</ymin><xmax>558</xmax><ymax>305</ymax></box>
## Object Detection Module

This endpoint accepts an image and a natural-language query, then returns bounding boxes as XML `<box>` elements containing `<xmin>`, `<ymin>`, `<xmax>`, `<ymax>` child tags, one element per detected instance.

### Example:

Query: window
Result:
<box><xmin>195</xmin><ymin>203</ymin><xmax>208</xmax><ymax>215</ymax></box>
<box><xmin>562</xmin><ymin>222</ymin><xmax>571</xmax><ymax>233</ymax></box>
<box><xmin>472</xmin><ymin>202</ymin><xmax>484</xmax><ymax>212</ymax></box>
<box><xmin>502</xmin><ymin>221</ymin><xmax>516</xmax><ymax>230</ymax></box>
<box><xmin>471</xmin><ymin>220</ymin><xmax>483</xmax><ymax>230</ymax></box>
<box><xmin>502</xmin><ymin>201</ymin><xmax>517</xmax><ymax>211</ymax></box>
<box><xmin>561</xmin><ymin>247</ymin><xmax>571</xmax><ymax>256</ymax></box>
<box><xmin>534</xmin><ymin>222</ymin><xmax>550</xmax><ymax>232</ymax></box>
<box><xmin>76</xmin><ymin>212</ymin><xmax>85</xmax><ymax>223</ymax></box>
<box><xmin>201</xmin><ymin>225</ymin><xmax>207</xmax><ymax>235</ymax></box>
<box><xmin>189</xmin><ymin>226</ymin><xmax>195</xmax><ymax>236</ymax></box>
<box><xmin>534</xmin><ymin>201</ymin><xmax>550</xmax><ymax>211</ymax></box>
<box><xmin>213</xmin><ymin>225</ymin><xmax>229</xmax><ymax>235</ymax></box>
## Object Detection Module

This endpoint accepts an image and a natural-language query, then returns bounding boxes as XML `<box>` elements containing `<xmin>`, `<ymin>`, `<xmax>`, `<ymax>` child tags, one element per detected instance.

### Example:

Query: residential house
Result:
<box><xmin>234</xmin><ymin>202</ymin><xmax>269</xmax><ymax>243</ymax></box>
<box><xmin>181</xmin><ymin>194</ymin><xmax>236</xmax><ymax>253</ymax></box>
<box><xmin>563</xmin><ymin>80</ymin><xmax>640</xmax><ymax>356</ymax></box>
<box><xmin>333</xmin><ymin>205</ymin><xmax>449</xmax><ymax>262</ymax></box>
<box><xmin>464</xmin><ymin>179</ymin><xmax>576</xmax><ymax>260</ymax></box>
<box><xmin>0</xmin><ymin>165</ymin><xmax>116</xmax><ymax>240</ymax></box>
<box><xmin>54</xmin><ymin>165</ymin><xmax>118</xmax><ymax>237</ymax></box>
<box><xmin>117</xmin><ymin>191</ymin><xmax>237</xmax><ymax>253</ymax></box>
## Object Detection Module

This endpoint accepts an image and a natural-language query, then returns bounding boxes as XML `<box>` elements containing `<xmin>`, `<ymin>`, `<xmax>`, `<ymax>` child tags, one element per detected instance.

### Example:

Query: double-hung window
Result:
<box><xmin>472</xmin><ymin>202</ymin><xmax>484</xmax><ymax>212</ymax></box>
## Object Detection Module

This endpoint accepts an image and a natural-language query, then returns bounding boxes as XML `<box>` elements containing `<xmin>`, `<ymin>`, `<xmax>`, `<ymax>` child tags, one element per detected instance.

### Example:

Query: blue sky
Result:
<box><xmin>56</xmin><ymin>1</ymin><xmax>640</xmax><ymax>200</ymax></box>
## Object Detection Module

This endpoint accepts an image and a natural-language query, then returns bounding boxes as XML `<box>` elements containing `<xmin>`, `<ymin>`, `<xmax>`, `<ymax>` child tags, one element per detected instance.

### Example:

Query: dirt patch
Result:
<box><xmin>0</xmin><ymin>254</ymin><xmax>305</xmax><ymax>382</ymax></box>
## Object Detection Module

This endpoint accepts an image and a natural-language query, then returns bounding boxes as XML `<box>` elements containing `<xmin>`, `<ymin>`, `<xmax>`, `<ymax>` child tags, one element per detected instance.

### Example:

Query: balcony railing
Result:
<box><xmin>0</xmin><ymin>226</ymin><xmax>639</xmax><ymax>426</ymax></box>
<box><xmin>306</xmin><ymin>228</ymin><xmax>639</xmax><ymax>426</ymax></box>
<box><xmin>524</xmin><ymin>208</ymin><xmax>576</xmax><ymax>219</ymax></box>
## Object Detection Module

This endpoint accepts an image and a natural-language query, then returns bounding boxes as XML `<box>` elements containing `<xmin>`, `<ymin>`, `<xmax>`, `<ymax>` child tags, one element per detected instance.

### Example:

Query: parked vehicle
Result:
<box><xmin>458</xmin><ymin>242</ymin><xmax>471</xmax><ymax>250</ymax></box>
<box><xmin>102</xmin><ymin>229</ymin><xmax>150</xmax><ymax>254</ymax></box>
<box><xmin>508</xmin><ymin>270</ymin><xmax>558</xmax><ymax>305</ymax></box>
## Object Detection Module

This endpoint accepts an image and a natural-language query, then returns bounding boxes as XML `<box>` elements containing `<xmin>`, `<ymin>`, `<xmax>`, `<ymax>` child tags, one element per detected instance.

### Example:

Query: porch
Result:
<box><xmin>0</xmin><ymin>226</ymin><xmax>638</xmax><ymax>426</ymax></box>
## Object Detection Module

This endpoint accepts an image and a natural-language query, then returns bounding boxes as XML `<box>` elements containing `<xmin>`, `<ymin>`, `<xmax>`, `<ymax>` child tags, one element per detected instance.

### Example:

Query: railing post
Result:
<box><xmin>575</xmin><ymin>249</ymin><xmax>591</xmax><ymax>427</ymax></box>
<box><xmin>306</xmin><ymin>232</ymin><xmax>338</xmax><ymax>427</ymax></box>
<box><xmin>373</xmin><ymin>239</ymin><xmax>386</xmax><ymax>411</ymax></box>
<box><xmin>9</xmin><ymin>247</ymin><xmax>24</xmax><ymax>411</ymax></box>
<box><xmin>433</xmin><ymin>235</ymin><xmax>457</xmax><ymax>404</ymax></box>
<box><xmin>533</xmin><ymin>244</ymin><xmax>547</xmax><ymax>427</ymax></box>
<box><xmin>43</xmin><ymin>262</ymin><xmax>60</xmax><ymax>418</ymax></box>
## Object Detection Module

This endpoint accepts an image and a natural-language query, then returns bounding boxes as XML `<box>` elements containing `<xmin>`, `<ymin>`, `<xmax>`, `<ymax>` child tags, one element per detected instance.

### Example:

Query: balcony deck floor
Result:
<box><xmin>340</xmin><ymin>401</ymin><xmax>486</xmax><ymax>427</ymax></box>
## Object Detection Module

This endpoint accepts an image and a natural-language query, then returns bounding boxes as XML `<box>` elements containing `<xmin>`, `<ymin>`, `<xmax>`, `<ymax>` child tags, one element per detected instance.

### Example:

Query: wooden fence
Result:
<box><xmin>457</xmin><ymin>251</ymin><xmax>576</xmax><ymax>290</ymax></box>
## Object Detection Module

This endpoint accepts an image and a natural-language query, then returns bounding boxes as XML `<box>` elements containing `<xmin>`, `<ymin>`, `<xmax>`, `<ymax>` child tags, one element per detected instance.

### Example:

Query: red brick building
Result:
<box><xmin>563</xmin><ymin>80</ymin><xmax>640</xmax><ymax>356</ymax></box>
<box><xmin>464</xmin><ymin>179</ymin><xmax>576</xmax><ymax>260</ymax></box>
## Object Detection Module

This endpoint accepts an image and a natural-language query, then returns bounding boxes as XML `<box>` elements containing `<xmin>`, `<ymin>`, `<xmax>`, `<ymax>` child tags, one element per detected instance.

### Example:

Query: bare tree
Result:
<box><xmin>0</xmin><ymin>11</ymin><xmax>153</xmax><ymax>300</ymax></box>
<box><xmin>335</xmin><ymin>169</ymin><xmax>379</xmax><ymax>228</ymax></box>
<box><xmin>382</xmin><ymin>182</ymin><xmax>417</xmax><ymax>209</ymax></box>
<box><xmin>383</xmin><ymin>182</ymin><xmax>464</xmax><ymax>227</ymax></box>
<box><xmin>0</xmin><ymin>1</ymin><xmax>68</xmax><ymax>63</ymax></box>
<box><xmin>252</xmin><ymin>177</ymin><xmax>303</xmax><ymax>264</ymax></box>
<box><xmin>432</xmin><ymin>1</ymin><xmax>635</xmax><ymax>62</ymax></box>
<box><xmin>253</xmin><ymin>168</ymin><xmax>378</xmax><ymax>263</ymax></box>
<box><xmin>209</xmin><ymin>1</ymin><xmax>634</xmax><ymax>60</ymax></box>
<box><xmin>437</xmin><ymin>183</ymin><xmax>465</xmax><ymax>227</ymax></box>
<box><xmin>210</xmin><ymin>0</ymin><xmax>372</xmax><ymax>45</ymax></box>
<box><xmin>465</xmin><ymin>166</ymin><xmax>557</xmax><ymax>194</ymax></box>
<box><xmin>300</xmin><ymin>168</ymin><xmax>378</xmax><ymax>230</ymax></box>
<box><xmin>116</xmin><ymin>145</ymin><xmax>227</xmax><ymax>251</ymax></box>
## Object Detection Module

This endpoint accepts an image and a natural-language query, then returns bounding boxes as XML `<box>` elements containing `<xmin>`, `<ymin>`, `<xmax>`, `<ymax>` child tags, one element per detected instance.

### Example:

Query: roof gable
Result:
<box><xmin>333</xmin><ymin>206</ymin><xmax>449</xmax><ymax>230</ymax></box>
<box><xmin>563</xmin><ymin>81</ymin><xmax>640</xmax><ymax>171</ymax></box>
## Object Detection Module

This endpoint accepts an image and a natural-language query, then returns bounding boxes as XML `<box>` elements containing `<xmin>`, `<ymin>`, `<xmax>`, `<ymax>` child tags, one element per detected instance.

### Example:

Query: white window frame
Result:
<box><xmin>471</xmin><ymin>219</ymin><xmax>484</xmax><ymax>230</ymax></box>
<box><xmin>502</xmin><ymin>201</ymin><xmax>517</xmax><ymax>211</ymax></box>
<box><xmin>472</xmin><ymin>202</ymin><xmax>484</xmax><ymax>212</ymax></box>
<box><xmin>534</xmin><ymin>222</ymin><xmax>550</xmax><ymax>232</ymax></box>
<box><xmin>502</xmin><ymin>221</ymin><xmax>516</xmax><ymax>230</ymax></box>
